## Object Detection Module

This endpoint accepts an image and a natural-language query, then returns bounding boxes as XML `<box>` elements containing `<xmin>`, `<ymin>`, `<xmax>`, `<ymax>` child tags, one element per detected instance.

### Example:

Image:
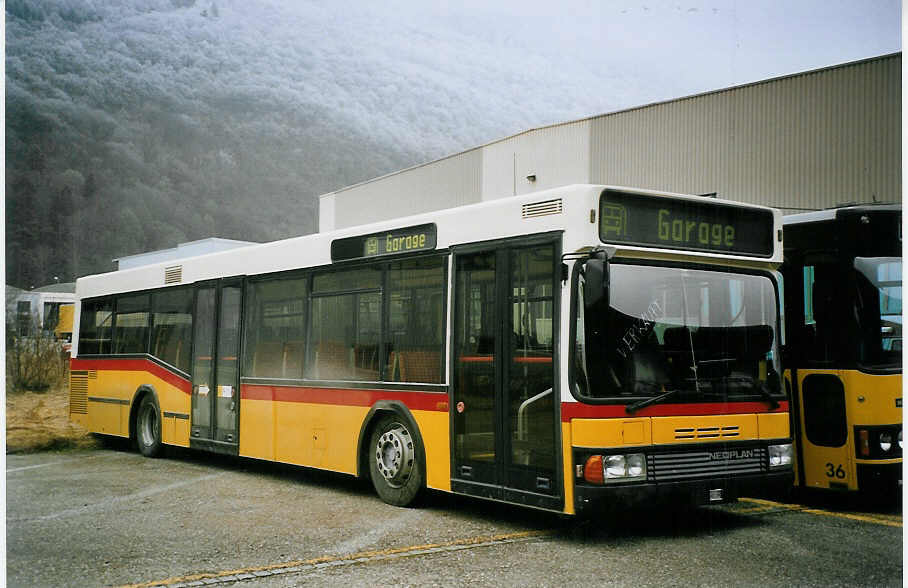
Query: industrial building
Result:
<box><xmin>319</xmin><ymin>52</ymin><xmax>900</xmax><ymax>231</ymax></box>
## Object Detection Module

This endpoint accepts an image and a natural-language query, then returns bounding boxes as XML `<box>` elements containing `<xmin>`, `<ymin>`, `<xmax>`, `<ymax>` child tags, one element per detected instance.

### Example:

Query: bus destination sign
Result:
<box><xmin>331</xmin><ymin>223</ymin><xmax>437</xmax><ymax>262</ymax></box>
<box><xmin>599</xmin><ymin>190</ymin><xmax>774</xmax><ymax>257</ymax></box>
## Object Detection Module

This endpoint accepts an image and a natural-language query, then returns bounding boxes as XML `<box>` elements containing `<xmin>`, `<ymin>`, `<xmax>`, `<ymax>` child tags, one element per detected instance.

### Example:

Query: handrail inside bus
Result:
<box><xmin>518</xmin><ymin>387</ymin><xmax>553</xmax><ymax>441</ymax></box>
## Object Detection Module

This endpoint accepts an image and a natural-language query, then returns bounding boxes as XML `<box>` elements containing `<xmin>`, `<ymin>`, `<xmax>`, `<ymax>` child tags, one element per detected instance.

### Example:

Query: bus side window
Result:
<box><xmin>78</xmin><ymin>298</ymin><xmax>114</xmax><ymax>355</ymax></box>
<box><xmin>307</xmin><ymin>267</ymin><xmax>381</xmax><ymax>382</ymax></box>
<box><xmin>383</xmin><ymin>256</ymin><xmax>445</xmax><ymax>384</ymax></box>
<box><xmin>151</xmin><ymin>288</ymin><xmax>193</xmax><ymax>374</ymax></box>
<box><xmin>243</xmin><ymin>277</ymin><xmax>307</xmax><ymax>380</ymax></box>
<box><xmin>113</xmin><ymin>294</ymin><xmax>151</xmax><ymax>354</ymax></box>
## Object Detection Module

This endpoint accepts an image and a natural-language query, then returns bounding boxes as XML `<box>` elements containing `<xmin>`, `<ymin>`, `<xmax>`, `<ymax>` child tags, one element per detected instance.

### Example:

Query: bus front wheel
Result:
<box><xmin>368</xmin><ymin>415</ymin><xmax>424</xmax><ymax>507</ymax></box>
<box><xmin>136</xmin><ymin>394</ymin><xmax>163</xmax><ymax>458</ymax></box>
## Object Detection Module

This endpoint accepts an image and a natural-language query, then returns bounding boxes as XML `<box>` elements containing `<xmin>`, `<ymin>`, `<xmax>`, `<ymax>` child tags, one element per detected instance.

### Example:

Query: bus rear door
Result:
<box><xmin>190</xmin><ymin>278</ymin><xmax>244</xmax><ymax>454</ymax></box>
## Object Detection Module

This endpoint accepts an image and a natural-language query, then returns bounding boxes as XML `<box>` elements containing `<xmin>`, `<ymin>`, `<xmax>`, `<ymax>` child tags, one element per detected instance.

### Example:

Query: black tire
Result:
<box><xmin>135</xmin><ymin>394</ymin><xmax>163</xmax><ymax>458</ymax></box>
<box><xmin>368</xmin><ymin>414</ymin><xmax>424</xmax><ymax>507</ymax></box>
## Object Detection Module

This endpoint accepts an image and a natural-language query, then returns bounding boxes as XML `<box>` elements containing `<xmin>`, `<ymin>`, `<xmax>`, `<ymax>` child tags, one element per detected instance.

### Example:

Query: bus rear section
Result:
<box><xmin>782</xmin><ymin>205</ymin><xmax>902</xmax><ymax>495</ymax></box>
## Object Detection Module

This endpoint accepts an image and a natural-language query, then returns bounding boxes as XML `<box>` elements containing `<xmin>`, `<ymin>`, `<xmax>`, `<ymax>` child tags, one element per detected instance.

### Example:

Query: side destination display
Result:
<box><xmin>331</xmin><ymin>223</ymin><xmax>437</xmax><ymax>262</ymax></box>
<box><xmin>599</xmin><ymin>190</ymin><xmax>774</xmax><ymax>257</ymax></box>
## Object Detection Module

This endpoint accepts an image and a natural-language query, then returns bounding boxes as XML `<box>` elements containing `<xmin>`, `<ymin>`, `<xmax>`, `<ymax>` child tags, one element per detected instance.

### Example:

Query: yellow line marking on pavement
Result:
<box><xmin>734</xmin><ymin>506</ymin><xmax>776</xmax><ymax>514</ymax></box>
<box><xmin>118</xmin><ymin>529</ymin><xmax>553</xmax><ymax>587</ymax></box>
<box><xmin>739</xmin><ymin>497</ymin><xmax>902</xmax><ymax>528</ymax></box>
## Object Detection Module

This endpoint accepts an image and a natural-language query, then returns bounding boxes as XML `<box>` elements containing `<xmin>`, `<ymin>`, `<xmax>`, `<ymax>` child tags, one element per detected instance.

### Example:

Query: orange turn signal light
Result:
<box><xmin>584</xmin><ymin>455</ymin><xmax>604</xmax><ymax>485</ymax></box>
<box><xmin>858</xmin><ymin>429</ymin><xmax>870</xmax><ymax>457</ymax></box>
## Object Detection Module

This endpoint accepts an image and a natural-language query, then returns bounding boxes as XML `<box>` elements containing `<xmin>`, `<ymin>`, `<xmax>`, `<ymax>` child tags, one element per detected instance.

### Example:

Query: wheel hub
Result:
<box><xmin>141</xmin><ymin>403</ymin><xmax>158</xmax><ymax>446</ymax></box>
<box><xmin>375</xmin><ymin>425</ymin><xmax>414</xmax><ymax>488</ymax></box>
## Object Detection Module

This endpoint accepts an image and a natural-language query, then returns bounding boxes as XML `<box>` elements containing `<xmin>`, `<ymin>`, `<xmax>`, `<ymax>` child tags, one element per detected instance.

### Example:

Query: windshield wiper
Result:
<box><xmin>626</xmin><ymin>387</ymin><xmax>682</xmax><ymax>415</ymax></box>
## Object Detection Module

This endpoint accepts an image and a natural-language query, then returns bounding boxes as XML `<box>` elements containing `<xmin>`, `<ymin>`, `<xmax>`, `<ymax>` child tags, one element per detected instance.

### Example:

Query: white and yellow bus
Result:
<box><xmin>70</xmin><ymin>185</ymin><xmax>792</xmax><ymax>514</ymax></box>
<box><xmin>782</xmin><ymin>205</ymin><xmax>901</xmax><ymax>496</ymax></box>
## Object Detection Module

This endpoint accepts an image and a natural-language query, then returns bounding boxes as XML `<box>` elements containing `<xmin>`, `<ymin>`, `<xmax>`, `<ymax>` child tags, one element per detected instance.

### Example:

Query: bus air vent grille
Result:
<box><xmin>164</xmin><ymin>265</ymin><xmax>183</xmax><ymax>284</ymax></box>
<box><xmin>647</xmin><ymin>446</ymin><xmax>766</xmax><ymax>482</ymax></box>
<box><xmin>522</xmin><ymin>199</ymin><xmax>563</xmax><ymax>219</ymax></box>
<box><xmin>674</xmin><ymin>425</ymin><xmax>740</xmax><ymax>440</ymax></box>
<box><xmin>70</xmin><ymin>371</ymin><xmax>89</xmax><ymax>414</ymax></box>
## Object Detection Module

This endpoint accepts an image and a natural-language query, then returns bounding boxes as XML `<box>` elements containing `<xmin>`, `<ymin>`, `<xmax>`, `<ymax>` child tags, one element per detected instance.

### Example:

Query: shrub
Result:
<box><xmin>6</xmin><ymin>314</ymin><xmax>67</xmax><ymax>393</ymax></box>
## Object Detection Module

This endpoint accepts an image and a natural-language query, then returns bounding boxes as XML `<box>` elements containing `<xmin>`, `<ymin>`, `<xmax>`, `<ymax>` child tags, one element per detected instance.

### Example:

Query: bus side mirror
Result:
<box><xmin>583</xmin><ymin>255</ymin><xmax>608</xmax><ymax>308</ymax></box>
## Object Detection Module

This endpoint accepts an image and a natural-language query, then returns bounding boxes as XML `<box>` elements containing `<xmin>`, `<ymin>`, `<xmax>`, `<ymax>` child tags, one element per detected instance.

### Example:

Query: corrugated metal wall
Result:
<box><xmin>330</xmin><ymin>148</ymin><xmax>483</xmax><ymax>229</ymax></box>
<box><xmin>590</xmin><ymin>54</ymin><xmax>901</xmax><ymax>212</ymax></box>
<box><xmin>321</xmin><ymin>54</ymin><xmax>900</xmax><ymax>230</ymax></box>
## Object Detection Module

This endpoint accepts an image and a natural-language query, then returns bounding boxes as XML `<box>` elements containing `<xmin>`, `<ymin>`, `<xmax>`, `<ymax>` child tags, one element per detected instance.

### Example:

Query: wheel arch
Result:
<box><xmin>129</xmin><ymin>384</ymin><xmax>160</xmax><ymax>442</ymax></box>
<box><xmin>356</xmin><ymin>400</ymin><xmax>427</xmax><ymax>481</ymax></box>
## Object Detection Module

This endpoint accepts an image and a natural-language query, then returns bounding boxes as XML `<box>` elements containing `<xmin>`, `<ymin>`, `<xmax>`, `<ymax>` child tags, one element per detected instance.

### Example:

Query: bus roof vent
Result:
<box><xmin>164</xmin><ymin>265</ymin><xmax>183</xmax><ymax>284</ymax></box>
<box><xmin>522</xmin><ymin>198</ymin><xmax>563</xmax><ymax>219</ymax></box>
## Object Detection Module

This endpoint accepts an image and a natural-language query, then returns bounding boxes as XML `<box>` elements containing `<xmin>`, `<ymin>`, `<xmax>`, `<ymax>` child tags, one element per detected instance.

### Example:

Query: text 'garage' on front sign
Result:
<box><xmin>331</xmin><ymin>223</ymin><xmax>437</xmax><ymax>262</ymax></box>
<box><xmin>599</xmin><ymin>190</ymin><xmax>774</xmax><ymax>257</ymax></box>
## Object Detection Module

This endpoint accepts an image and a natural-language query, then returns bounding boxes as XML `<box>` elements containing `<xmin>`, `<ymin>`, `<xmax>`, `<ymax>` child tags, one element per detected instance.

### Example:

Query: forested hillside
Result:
<box><xmin>5</xmin><ymin>0</ymin><xmax>661</xmax><ymax>288</ymax></box>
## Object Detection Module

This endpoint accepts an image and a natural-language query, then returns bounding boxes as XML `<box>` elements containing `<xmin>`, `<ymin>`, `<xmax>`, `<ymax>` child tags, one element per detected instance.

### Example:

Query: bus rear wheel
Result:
<box><xmin>136</xmin><ymin>394</ymin><xmax>163</xmax><ymax>458</ymax></box>
<box><xmin>368</xmin><ymin>415</ymin><xmax>424</xmax><ymax>507</ymax></box>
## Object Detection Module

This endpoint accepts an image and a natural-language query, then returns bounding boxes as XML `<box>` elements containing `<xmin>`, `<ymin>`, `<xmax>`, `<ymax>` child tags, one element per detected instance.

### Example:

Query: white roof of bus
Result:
<box><xmin>76</xmin><ymin>184</ymin><xmax>782</xmax><ymax>299</ymax></box>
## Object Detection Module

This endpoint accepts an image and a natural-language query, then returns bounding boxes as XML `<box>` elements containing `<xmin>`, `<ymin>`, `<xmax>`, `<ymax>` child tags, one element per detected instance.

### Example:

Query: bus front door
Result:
<box><xmin>190</xmin><ymin>279</ymin><xmax>243</xmax><ymax>455</ymax></box>
<box><xmin>452</xmin><ymin>240</ymin><xmax>562</xmax><ymax>511</ymax></box>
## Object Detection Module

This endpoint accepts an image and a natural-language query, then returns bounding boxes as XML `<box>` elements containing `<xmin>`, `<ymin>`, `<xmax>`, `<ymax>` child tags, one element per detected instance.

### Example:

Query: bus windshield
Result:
<box><xmin>854</xmin><ymin>257</ymin><xmax>902</xmax><ymax>368</ymax></box>
<box><xmin>575</xmin><ymin>264</ymin><xmax>782</xmax><ymax>403</ymax></box>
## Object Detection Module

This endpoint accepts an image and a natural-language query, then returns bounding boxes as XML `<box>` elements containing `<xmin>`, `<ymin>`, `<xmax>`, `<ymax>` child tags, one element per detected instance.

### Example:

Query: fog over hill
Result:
<box><xmin>6</xmin><ymin>0</ymin><xmax>649</xmax><ymax>287</ymax></box>
<box><xmin>6</xmin><ymin>0</ymin><xmax>898</xmax><ymax>288</ymax></box>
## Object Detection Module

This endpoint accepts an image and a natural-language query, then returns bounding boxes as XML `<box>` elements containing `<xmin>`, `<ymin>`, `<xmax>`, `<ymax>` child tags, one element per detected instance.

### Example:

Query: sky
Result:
<box><xmin>359</xmin><ymin>0</ymin><xmax>902</xmax><ymax>134</ymax></box>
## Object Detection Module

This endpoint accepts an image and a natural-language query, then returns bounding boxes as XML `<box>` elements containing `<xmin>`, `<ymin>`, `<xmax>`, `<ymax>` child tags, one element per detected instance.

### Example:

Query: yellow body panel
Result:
<box><xmin>845</xmin><ymin>371</ymin><xmax>902</xmax><ymax>424</ymax></box>
<box><xmin>571</xmin><ymin>414</ymin><xmax>787</xmax><ymax>448</ymax></box>
<box><xmin>412</xmin><ymin>410</ymin><xmax>451</xmax><ymax>492</ymax></box>
<box><xmin>757</xmin><ymin>412</ymin><xmax>790</xmax><ymax>439</ymax></box>
<box><xmin>571</xmin><ymin>418</ymin><xmax>652</xmax><ymax>448</ymax></box>
<box><xmin>54</xmin><ymin>304</ymin><xmax>74</xmax><ymax>339</ymax></box>
<box><xmin>792</xmin><ymin>368</ymin><xmax>902</xmax><ymax>491</ymax></box>
<box><xmin>90</xmin><ymin>402</ymin><xmax>125</xmax><ymax>436</ymax></box>
<box><xmin>561</xmin><ymin>422</ymin><xmax>575</xmax><ymax>515</ymax></box>
<box><xmin>239</xmin><ymin>401</ymin><xmax>368</xmax><ymax>473</ymax></box>
<box><xmin>77</xmin><ymin>366</ymin><xmax>191</xmax><ymax>447</ymax></box>
<box><xmin>651</xmin><ymin>414</ymin><xmax>762</xmax><ymax>444</ymax></box>
<box><xmin>238</xmin><ymin>398</ymin><xmax>452</xmax><ymax>492</ymax></box>
<box><xmin>239</xmin><ymin>399</ymin><xmax>275</xmax><ymax>460</ymax></box>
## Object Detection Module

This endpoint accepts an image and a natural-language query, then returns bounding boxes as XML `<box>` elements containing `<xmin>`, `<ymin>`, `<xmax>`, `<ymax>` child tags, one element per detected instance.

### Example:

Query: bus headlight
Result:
<box><xmin>627</xmin><ymin>454</ymin><xmax>646</xmax><ymax>478</ymax></box>
<box><xmin>899</xmin><ymin>429</ymin><xmax>902</xmax><ymax>450</ymax></box>
<box><xmin>879</xmin><ymin>432</ymin><xmax>893</xmax><ymax>453</ymax></box>
<box><xmin>605</xmin><ymin>455</ymin><xmax>626</xmax><ymax>479</ymax></box>
<box><xmin>768</xmin><ymin>444</ymin><xmax>792</xmax><ymax>468</ymax></box>
<box><xmin>605</xmin><ymin>453</ymin><xmax>646</xmax><ymax>482</ymax></box>
<box><xmin>582</xmin><ymin>453</ymin><xmax>647</xmax><ymax>484</ymax></box>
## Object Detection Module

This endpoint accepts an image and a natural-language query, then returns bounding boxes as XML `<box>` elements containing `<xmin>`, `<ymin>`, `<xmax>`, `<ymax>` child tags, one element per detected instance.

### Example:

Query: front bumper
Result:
<box><xmin>574</xmin><ymin>470</ymin><xmax>793</xmax><ymax>515</ymax></box>
<box><xmin>856</xmin><ymin>461</ymin><xmax>902</xmax><ymax>495</ymax></box>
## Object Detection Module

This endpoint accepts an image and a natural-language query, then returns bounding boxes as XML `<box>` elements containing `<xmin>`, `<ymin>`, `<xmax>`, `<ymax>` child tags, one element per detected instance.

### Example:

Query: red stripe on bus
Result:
<box><xmin>70</xmin><ymin>357</ymin><xmax>192</xmax><ymax>394</ymax></box>
<box><xmin>560</xmin><ymin>400</ymin><xmax>789</xmax><ymax>421</ymax></box>
<box><xmin>241</xmin><ymin>384</ymin><xmax>448</xmax><ymax>412</ymax></box>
